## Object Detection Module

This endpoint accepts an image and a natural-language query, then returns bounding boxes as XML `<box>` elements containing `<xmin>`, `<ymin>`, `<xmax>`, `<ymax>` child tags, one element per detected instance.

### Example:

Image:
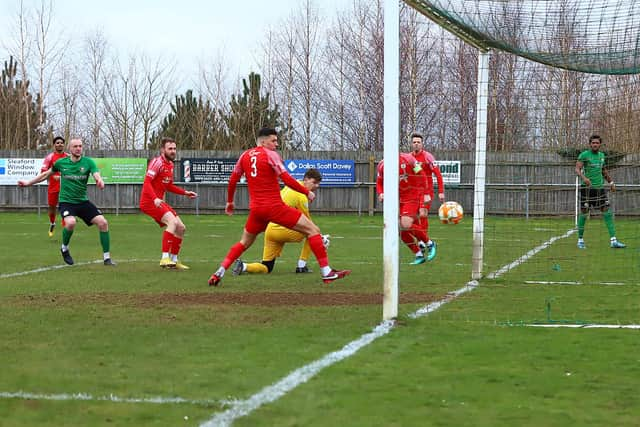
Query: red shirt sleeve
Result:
<box><xmin>433</xmin><ymin>165</ymin><xmax>444</xmax><ymax>194</ymax></box>
<box><xmin>41</xmin><ymin>153</ymin><xmax>53</xmax><ymax>172</ymax></box>
<box><xmin>141</xmin><ymin>175</ymin><xmax>159</xmax><ymax>200</ymax></box>
<box><xmin>376</xmin><ymin>161</ymin><xmax>384</xmax><ymax>195</ymax></box>
<box><xmin>280</xmin><ymin>171</ymin><xmax>309</xmax><ymax>195</ymax></box>
<box><xmin>166</xmin><ymin>183</ymin><xmax>187</xmax><ymax>196</ymax></box>
<box><xmin>227</xmin><ymin>155</ymin><xmax>245</xmax><ymax>203</ymax></box>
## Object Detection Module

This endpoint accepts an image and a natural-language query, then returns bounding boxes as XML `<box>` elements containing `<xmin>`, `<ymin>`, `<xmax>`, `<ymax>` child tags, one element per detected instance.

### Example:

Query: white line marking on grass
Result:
<box><xmin>524</xmin><ymin>281</ymin><xmax>628</xmax><ymax>286</ymax></box>
<box><xmin>200</xmin><ymin>320</ymin><xmax>396</xmax><ymax>427</ymax></box>
<box><xmin>0</xmin><ymin>390</ymin><xmax>227</xmax><ymax>406</ymax></box>
<box><xmin>4</xmin><ymin>230</ymin><xmax>570</xmax><ymax>424</ymax></box>
<box><xmin>525</xmin><ymin>324</ymin><xmax>640</xmax><ymax>329</ymax></box>
<box><xmin>486</xmin><ymin>229</ymin><xmax>576</xmax><ymax>279</ymax></box>
<box><xmin>409</xmin><ymin>280</ymin><xmax>479</xmax><ymax>319</ymax></box>
<box><xmin>200</xmin><ymin>231</ymin><xmax>575</xmax><ymax>426</ymax></box>
<box><xmin>0</xmin><ymin>258</ymin><xmax>162</xmax><ymax>280</ymax></box>
<box><xmin>0</xmin><ymin>260</ymin><xmax>104</xmax><ymax>279</ymax></box>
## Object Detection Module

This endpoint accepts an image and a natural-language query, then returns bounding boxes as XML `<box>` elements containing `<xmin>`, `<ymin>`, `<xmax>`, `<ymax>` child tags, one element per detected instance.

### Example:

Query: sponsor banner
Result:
<box><xmin>433</xmin><ymin>160</ymin><xmax>461</xmax><ymax>185</ymax></box>
<box><xmin>0</xmin><ymin>158</ymin><xmax>46</xmax><ymax>185</ymax></box>
<box><xmin>180</xmin><ymin>158</ymin><xmax>237</xmax><ymax>183</ymax></box>
<box><xmin>90</xmin><ymin>158</ymin><xmax>147</xmax><ymax>184</ymax></box>
<box><xmin>284</xmin><ymin>159</ymin><xmax>355</xmax><ymax>186</ymax></box>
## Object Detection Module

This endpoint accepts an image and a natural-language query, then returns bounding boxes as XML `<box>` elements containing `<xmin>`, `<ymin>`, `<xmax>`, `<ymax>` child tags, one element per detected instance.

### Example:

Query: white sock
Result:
<box><xmin>297</xmin><ymin>260</ymin><xmax>307</xmax><ymax>268</ymax></box>
<box><xmin>171</xmin><ymin>254</ymin><xmax>178</xmax><ymax>262</ymax></box>
<box><xmin>103</xmin><ymin>252</ymin><xmax>110</xmax><ymax>260</ymax></box>
<box><xmin>321</xmin><ymin>266</ymin><xmax>331</xmax><ymax>276</ymax></box>
<box><xmin>416</xmin><ymin>251</ymin><xmax>424</xmax><ymax>257</ymax></box>
<box><xmin>61</xmin><ymin>244</ymin><xmax>69</xmax><ymax>251</ymax></box>
<box><xmin>216</xmin><ymin>267</ymin><xmax>226</xmax><ymax>277</ymax></box>
<box><xmin>610</xmin><ymin>237</ymin><xmax>617</xmax><ymax>242</ymax></box>
<box><xmin>162</xmin><ymin>252</ymin><xmax>169</xmax><ymax>259</ymax></box>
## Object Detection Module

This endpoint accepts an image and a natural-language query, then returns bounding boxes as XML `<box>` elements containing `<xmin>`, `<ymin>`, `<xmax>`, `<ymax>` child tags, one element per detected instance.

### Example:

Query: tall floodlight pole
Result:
<box><xmin>471</xmin><ymin>50</ymin><xmax>490</xmax><ymax>280</ymax></box>
<box><xmin>383</xmin><ymin>0</ymin><xmax>400</xmax><ymax>320</ymax></box>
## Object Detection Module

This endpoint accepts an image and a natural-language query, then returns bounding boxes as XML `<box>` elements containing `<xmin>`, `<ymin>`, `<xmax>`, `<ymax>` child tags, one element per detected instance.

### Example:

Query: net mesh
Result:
<box><xmin>405</xmin><ymin>0</ymin><xmax>640</xmax><ymax>74</ymax></box>
<box><xmin>394</xmin><ymin>2</ymin><xmax>639</xmax><ymax>302</ymax></box>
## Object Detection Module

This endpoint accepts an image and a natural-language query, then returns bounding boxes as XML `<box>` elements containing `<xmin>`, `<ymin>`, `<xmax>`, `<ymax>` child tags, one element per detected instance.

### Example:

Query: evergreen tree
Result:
<box><xmin>152</xmin><ymin>89</ymin><xmax>225</xmax><ymax>149</ymax></box>
<box><xmin>0</xmin><ymin>56</ymin><xmax>50</xmax><ymax>149</ymax></box>
<box><xmin>222</xmin><ymin>72</ymin><xmax>285</xmax><ymax>150</ymax></box>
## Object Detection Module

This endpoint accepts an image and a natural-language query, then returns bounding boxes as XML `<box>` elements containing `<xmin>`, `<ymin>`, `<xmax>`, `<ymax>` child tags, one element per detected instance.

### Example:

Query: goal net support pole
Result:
<box><xmin>382</xmin><ymin>0</ymin><xmax>400</xmax><ymax>320</ymax></box>
<box><xmin>472</xmin><ymin>50</ymin><xmax>490</xmax><ymax>280</ymax></box>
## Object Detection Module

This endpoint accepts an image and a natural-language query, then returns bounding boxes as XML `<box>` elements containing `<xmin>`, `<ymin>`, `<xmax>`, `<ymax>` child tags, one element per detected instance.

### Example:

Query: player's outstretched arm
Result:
<box><xmin>18</xmin><ymin>169</ymin><xmax>52</xmax><ymax>187</ymax></box>
<box><xmin>93</xmin><ymin>172</ymin><xmax>105</xmax><ymax>189</ymax></box>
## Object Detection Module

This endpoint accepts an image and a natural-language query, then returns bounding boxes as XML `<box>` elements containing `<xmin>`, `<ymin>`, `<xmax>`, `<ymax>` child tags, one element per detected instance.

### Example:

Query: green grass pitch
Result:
<box><xmin>1</xmin><ymin>212</ymin><xmax>638</xmax><ymax>426</ymax></box>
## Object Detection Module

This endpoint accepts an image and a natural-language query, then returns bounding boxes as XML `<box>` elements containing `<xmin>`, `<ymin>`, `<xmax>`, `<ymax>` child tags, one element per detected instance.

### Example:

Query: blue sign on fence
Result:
<box><xmin>284</xmin><ymin>159</ymin><xmax>355</xmax><ymax>186</ymax></box>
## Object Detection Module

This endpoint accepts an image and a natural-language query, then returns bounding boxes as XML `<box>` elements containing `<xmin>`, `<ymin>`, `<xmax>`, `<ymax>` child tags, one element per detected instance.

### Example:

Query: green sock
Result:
<box><xmin>577</xmin><ymin>213</ymin><xmax>587</xmax><ymax>239</ymax></box>
<box><xmin>603</xmin><ymin>210</ymin><xmax>616</xmax><ymax>238</ymax></box>
<box><xmin>99</xmin><ymin>231</ymin><xmax>110</xmax><ymax>253</ymax></box>
<box><xmin>62</xmin><ymin>228</ymin><xmax>73</xmax><ymax>246</ymax></box>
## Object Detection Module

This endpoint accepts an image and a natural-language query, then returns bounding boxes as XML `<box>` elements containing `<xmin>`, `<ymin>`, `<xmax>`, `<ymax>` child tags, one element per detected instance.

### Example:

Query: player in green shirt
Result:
<box><xmin>575</xmin><ymin>134</ymin><xmax>625</xmax><ymax>249</ymax></box>
<box><xmin>18</xmin><ymin>138</ymin><xmax>115</xmax><ymax>265</ymax></box>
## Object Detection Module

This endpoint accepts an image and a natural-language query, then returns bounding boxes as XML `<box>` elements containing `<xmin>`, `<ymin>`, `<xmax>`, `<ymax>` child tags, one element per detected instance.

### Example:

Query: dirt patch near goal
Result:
<box><xmin>10</xmin><ymin>292</ymin><xmax>442</xmax><ymax>308</ymax></box>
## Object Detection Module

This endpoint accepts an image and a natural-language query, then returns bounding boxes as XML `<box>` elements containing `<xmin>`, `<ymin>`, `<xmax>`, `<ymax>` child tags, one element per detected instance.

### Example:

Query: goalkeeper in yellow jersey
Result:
<box><xmin>232</xmin><ymin>168</ymin><xmax>328</xmax><ymax>275</ymax></box>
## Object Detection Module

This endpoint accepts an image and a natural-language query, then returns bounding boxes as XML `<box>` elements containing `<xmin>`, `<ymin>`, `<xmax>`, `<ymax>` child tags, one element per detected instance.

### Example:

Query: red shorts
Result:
<box><xmin>245</xmin><ymin>203</ymin><xmax>302</xmax><ymax>235</ymax></box>
<box><xmin>400</xmin><ymin>200</ymin><xmax>420</xmax><ymax>218</ymax></box>
<box><xmin>140</xmin><ymin>200</ymin><xmax>177</xmax><ymax>227</ymax></box>
<box><xmin>48</xmin><ymin>191</ymin><xmax>60</xmax><ymax>208</ymax></box>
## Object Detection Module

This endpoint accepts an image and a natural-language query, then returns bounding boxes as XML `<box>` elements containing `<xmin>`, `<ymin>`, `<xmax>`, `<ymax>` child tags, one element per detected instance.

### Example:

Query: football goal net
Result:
<box><xmin>384</xmin><ymin>0</ymin><xmax>640</xmax><ymax>319</ymax></box>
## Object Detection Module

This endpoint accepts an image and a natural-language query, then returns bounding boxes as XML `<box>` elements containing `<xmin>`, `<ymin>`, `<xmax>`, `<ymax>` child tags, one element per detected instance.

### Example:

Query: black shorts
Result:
<box><xmin>579</xmin><ymin>188</ymin><xmax>609</xmax><ymax>210</ymax></box>
<box><xmin>58</xmin><ymin>201</ymin><xmax>103</xmax><ymax>226</ymax></box>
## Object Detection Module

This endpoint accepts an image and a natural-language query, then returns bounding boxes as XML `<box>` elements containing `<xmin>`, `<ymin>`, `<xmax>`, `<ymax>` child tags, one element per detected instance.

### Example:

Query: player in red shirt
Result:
<box><xmin>140</xmin><ymin>137</ymin><xmax>198</xmax><ymax>270</ymax></box>
<box><xmin>42</xmin><ymin>136</ymin><xmax>69</xmax><ymax>237</ymax></box>
<box><xmin>376</xmin><ymin>152</ymin><xmax>430</xmax><ymax>264</ymax></box>
<box><xmin>208</xmin><ymin>127</ymin><xmax>350</xmax><ymax>286</ymax></box>
<box><xmin>410</xmin><ymin>132</ymin><xmax>445</xmax><ymax>261</ymax></box>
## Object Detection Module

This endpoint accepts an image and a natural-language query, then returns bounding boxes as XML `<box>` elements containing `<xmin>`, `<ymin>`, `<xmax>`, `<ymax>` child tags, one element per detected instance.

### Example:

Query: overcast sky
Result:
<box><xmin>0</xmin><ymin>0</ymin><xmax>349</xmax><ymax>85</ymax></box>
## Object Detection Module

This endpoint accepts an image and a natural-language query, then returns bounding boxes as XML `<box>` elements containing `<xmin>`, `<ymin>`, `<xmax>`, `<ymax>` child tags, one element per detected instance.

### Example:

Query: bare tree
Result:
<box><xmin>32</xmin><ymin>0</ymin><xmax>67</xmax><ymax>147</ymax></box>
<box><xmin>56</xmin><ymin>62</ymin><xmax>80</xmax><ymax>140</ymax></box>
<box><xmin>132</xmin><ymin>54</ymin><xmax>176</xmax><ymax>149</ymax></box>
<box><xmin>102</xmin><ymin>56</ymin><xmax>137</xmax><ymax>149</ymax></box>
<box><xmin>79</xmin><ymin>30</ymin><xmax>108</xmax><ymax>149</ymax></box>
<box><xmin>197</xmin><ymin>51</ymin><xmax>234</xmax><ymax>148</ymax></box>
<box><xmin>399</xmin><ymin>4</ymin><xmax>442</xmax><ymax>145</ymax></box>
<box><xmin>262</xmin><ymin>22</ymin><xmax>297</xmax><ymax>150</ymax></box>
<box><xmin>290</xmin><ymin>0</ymin><xmax>325</xmax><ymax>151</ymax></box>
<box><xmin>322</xmin><ymin>12</ymin><xmax>349</xmax><ymax>150</ymax></box>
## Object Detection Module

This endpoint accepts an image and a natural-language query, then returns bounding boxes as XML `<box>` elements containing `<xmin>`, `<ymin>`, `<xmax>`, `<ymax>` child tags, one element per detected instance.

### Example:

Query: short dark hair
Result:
<box><xmin>589</xmin><ymin>134</ymin><xmax>602</xmax><ymax>143</ymax></box>
<box><xmin>410</xmin><ymin>132</ymin><xmax>423</xmax><ymax>141</ymax></box>
<box><xmin>258</xmin><ymin>127</ymin><xmax>278</xmax><ymax>137</ymax></box>
<box><xmin>52</xmin><ymin>136</ymin><xmax>65</xmax><ymax>144</ymax></box>
<box><xmin>160</xmin><ymin>137</ymin><xmax>176</xmax><ymax>148</ymax></box>
<box><xmin>303</xmin><ymin>168</ymin><xmax>322</xmax><ymax>182</ymax></box>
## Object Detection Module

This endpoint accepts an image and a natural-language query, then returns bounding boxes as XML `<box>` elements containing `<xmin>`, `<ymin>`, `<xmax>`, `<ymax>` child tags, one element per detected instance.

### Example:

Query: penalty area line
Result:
<box><xmin>0</xmin><ymin>390</ymin><xmax>227</xmax><ymax>407</ymax></box>
<box><xmin>524</xmin><ymin>324</ymin><xmax>640</xmax><ymax>329</ymax></box>
<box><xmin>200</xmin><ymin>231</ymin><xmax>571</xmax><ymax>426</ymax></box>
<box><xmin>0</xmin><ymin>258</ymin><xmax>164</xmax><ymax>280</ymax></box>
<box><xmin>201</xmin><ymin>279</ymin><xmax>481</xmax><ymax>427</ymax></box>
<box><xmin>486</xmin><ymin>229</ymin><xmax>576</xmax><ymax>279</ymax></box>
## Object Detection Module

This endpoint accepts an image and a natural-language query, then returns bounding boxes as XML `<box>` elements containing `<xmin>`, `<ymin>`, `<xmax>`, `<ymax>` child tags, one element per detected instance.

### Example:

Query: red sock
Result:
<box><xmin>308</xmin><ymin>234</ymin><xmax>329</xmax><ymax>268</ymax></box>
<box><xmin>171</xmin><ymin>236</ymin><xmax>183</xmax><ymax>257</ymax></box>
<box><xmin>411</xmin><ymin>223</ymin><xmax>428</xmax><ymax>243</ymax></box>
<box><xmin>401</xmin><ymin>230</ymin><xmax>419</xmax><ymax>254</ymax></box>
<box><xmin>419</xmin><ymin>216</ymin><xmax>429</xmax><ymax>234</ymax></box>
<box><xmin>162</xmin><ymin>230</ymin><xmax>173</xmax><ymax>253</ymax></box>
<box><xmin>61</xmin><ymin>217</ymin><xmax>66</xmax><ymax>227</ymax></box>
<box><xmin>48</xmin><ymin>212</ymin><xmax>56</xmax><ymax>224</ymax></box>
<box><xmin>222</xmin><ymin>242</ymin><xmax>246</xmax><ymax>269</ymax></box>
